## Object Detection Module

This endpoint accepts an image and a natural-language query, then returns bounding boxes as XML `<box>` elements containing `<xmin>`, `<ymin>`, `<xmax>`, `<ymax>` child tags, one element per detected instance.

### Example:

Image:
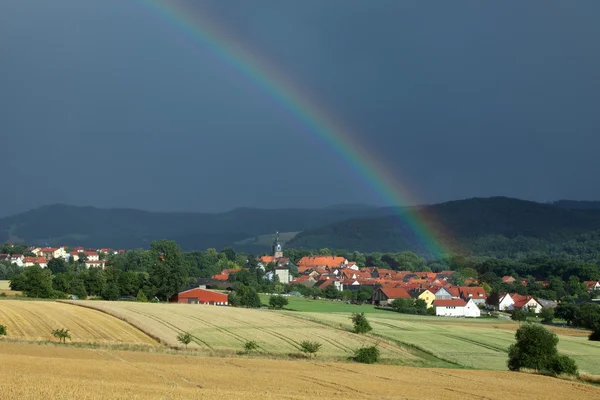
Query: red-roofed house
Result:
<box><xmin>373</xmin><ymin>287</ymin><xmax>411</xmax><ymax>305</ymax></box>
<box><xmin>511</xmin><ymin>294</ymin><xmax>542</xmax><ymax>313</ymax></box>
<box><xmin>83</xmin><ymin>251</ymin><xmax>99</xmax><ymax>261</ymax></box>
<box><xmin>502</xmin><ymin>276</ymin><xmax>516</xmax><ymax>284</ymax></box>
<box><xmin>434</xmin><ymin>298</ymin><xmax>480</xmax><ymax>317</ymax></box>
<box><xmin>23</xmin><ymin>257</ymin><xmax>48</xmax><ymax>268</ymax></box>
<box><xmin>584</xmin><ymin>281</ymin><xmax>600</xmax><ymax>291</ymax></box>
<box><xmin>169</xmin><ymin>287</ymin><xmax>228</xmax><ymax>305</ymax></box>
<box><xmin>297</xmin><ymin>256</ymin><xmax>347</xmax><ymax>272</ymax></box>
<box><xmin>85</xmin><ymin>260</ymin><xmax>106</xmax><ymax>269</ymax></box>
<box><xmin>435</xmin><ymin>286</ymin><xmax>461</xmax><ymax>300</ymax></box>
<box><xmin>9</xmin><ymin>254</ymin><xmax>24</xmax><ymax>267</ymax></box>
<box><xmin>458</xmin><ymin>286</ymin><xmax>487</xmax><ymax>305</ymax></box>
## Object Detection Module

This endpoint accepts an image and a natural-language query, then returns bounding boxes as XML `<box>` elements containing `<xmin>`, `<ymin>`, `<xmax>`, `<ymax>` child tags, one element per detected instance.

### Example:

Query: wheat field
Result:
<box><xmin>0</xmin><ymin>300</ymin><xmax>158</xmax><ymax>346</ymax></box>
<box><xmin>1</xmin><ymin>341</ymin><xmax>598</xmax><ymax>400</ymax></box>
<box><xmin>66</xmin><ymin>301</ymin><xmax>426</xmax><ymax>362</ymax></box>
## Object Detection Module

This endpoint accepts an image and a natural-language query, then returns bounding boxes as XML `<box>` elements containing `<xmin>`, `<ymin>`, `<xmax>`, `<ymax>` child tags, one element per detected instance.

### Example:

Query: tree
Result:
<box><xmin>21</xmin><ymin>265</ymin><xmax>56</xmax><ymax>298</ymax></box>
<box><xmin>68</xmin><ymin>276</ymin><xmax>88</xmax><ymax>299</ymax></box>
<box><xmin>101</xmin><ymin>283</ymin><xmax>120</xmax><ymax>301</ymax></box>
<box><xmin>269</xmin><ymin>295</ymin><xmax>288</xmax><ymax>309</ymax></box>
<box><xmin>177</xmin><ymin>332</ymin><xmax>193</xmax><ymax>349</ymax></box>
<box><xmin>350</xmin><ymin>312</ymin><xmax>372</xmax><ymax>334</ymax></box>
<box><xmin>149</xmin><ymin>240</ymin><xmax>188</xmax><ymax>301</ymax></box>
<box><xmin>52</xmin><ymin>328</ymin><xmax>72</xmax><ymax>343</ymax></box>
<box><xmin>299</xmin><ymin>341</ymin><xmax>322</xmax><ymax>358</ymax></box>
<box><xmin>540</xmin><ymin>308</ymin><xmax>554</xmax><ymax>324</ymax></box>
<box><xmin>353</xmin><ymin>345</ymin><xmax>380</xmax><ymax>364</ymax></box>
<box><xmin>136</xmin><ymin>289</ymin><xmax>148</xmax><ymax>302</ymax></box>
<box><xmin>555</xmin><ymin>302</ymin><xmax>578</xmax><ymax>325</ymax></box>
<box><xmin>0</xmin><ymin>324</ymin><xmax>6</xmax><ymax>336</ymax></box>
<box><xmin>511</xmin><ymin>309</ymin><xmax>527</xmax><ymax>322</ymax></box>
<box><xmin>47</xmin><ymin>258</ymin><xmax>68</xmax><ymax>274</ymax></box>
<box><xmin>507</xmin><ymin>324</ymin><xmax>577</xmax><ymax>376</ymax></box>
<box><xmin>235</xmin><ymin>285</ymin><xmax>261</xmax><ymax>308</ymax></box>
<box><xmin>323</xmin><ymin>284</ymin><xmax>340</xmax><ymax>299</ymax></box>
<box><xmin>244</xmin><ymin>340</ymin><xmax>259</xmax><ymax>353</ymax></box>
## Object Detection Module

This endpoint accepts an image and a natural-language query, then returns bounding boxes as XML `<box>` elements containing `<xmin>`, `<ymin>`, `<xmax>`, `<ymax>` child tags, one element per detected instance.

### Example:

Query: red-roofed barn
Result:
<box><xmin>169</xmin><ymin>287</ymin><xmax>229</xmax><ymax>305</ymax></box>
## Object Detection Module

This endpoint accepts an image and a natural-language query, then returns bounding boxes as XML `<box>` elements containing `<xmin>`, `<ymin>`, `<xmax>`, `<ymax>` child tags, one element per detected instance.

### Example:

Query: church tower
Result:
<box><xmin>272</xmin><ymin>231</ymin><xmax>283</xmax><ymax>259</ymax></box>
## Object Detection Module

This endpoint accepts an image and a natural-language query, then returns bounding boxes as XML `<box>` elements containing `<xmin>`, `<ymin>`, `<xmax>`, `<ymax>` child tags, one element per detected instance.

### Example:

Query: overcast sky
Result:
<box><xmin>1</xmin><ymin>0</ymin><xmax>599</xmax><ymax>217</ymax></box>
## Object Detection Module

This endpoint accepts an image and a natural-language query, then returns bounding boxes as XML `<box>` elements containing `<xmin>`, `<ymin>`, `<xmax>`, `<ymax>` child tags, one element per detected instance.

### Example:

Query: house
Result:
<box><xmin>23</xmin><ymin>257</ymin><xmax>48</xmax><ymax>268</ymax></box>
<box><xmin>435</xmin><ymin>286</ymin><xmax>460</xmax><ymax>300</ymax></box>
<box><xmin>296</xmin><ymin>256</ymin><xmax>347</xmax><ymax>273</ymax></box>
<box><xmin>537</xmin><ymin>298</ymin><xmax>558</xmax><ymax>309</ymax></box>
<box><xmin>169</xmin><ymin>287</ymin><xmax>228</xmax><ymax>305</ymax></box>
<box><xmin>409</xmin><ymin>289</ymin><xmax>436</xmax><ymax>308</ymax></box>
<box><xmin>372</xmin><ymin>287</ymin><xmax>411</xmax><ymax>306</ymax></box>
<box><xmin>84</xmin><ymin>260</ymin><xmax>106</xmax><ymax>269</ymax></box>
<box><xmin>434</xmin><ymin>298</ymin><xmax>480</xmax><ymax>318</ymax></box>
<box><xmin>498</xmin><ymin>293</ymin><xmax>514</xmax><ymax>311</ymax></box>
<box><xmin>314</xmin><ymin>277</ymin><xmax>343</xmax><ymax>292</ymax></box>
<box><xmin>9</xmin><ymin>255</ymin><xmax>24</xmax><ymax>267</ymax></box>
<box><xmin>38</xmin><ymin>247</ymin><xmax>67</xmax><ymax>259</ymax></box>
<box><xmin>0</xmin><ymin>254</ymin><xmax>9</xmax><ymax>262</ymax></box>
<box><xmin>502</xmin><ymin>276</ymin><xmax>516</xmax><ymax>284</ymax></box>
<box><xmin>291</xmin><ymin>275</ymin><xmax>318</xmax><ymax>288</ymax></box>
<box><xmin>83</xmin><ymin>251</ymin><xmax>99</xmax><ymax>261</ymax></box>
<box><xmin>511</xmin><ymin>294</ymin><xmax>542</xmax><ymax>314</ymax></box>
<box><xmin>458</xmin><ymin>286</ymin><xmax>487</xmax><ymax>306</ymax></box>
<box><xmin>584</xmin><ymin>281</ymin><xmax>600</xmax><ymax>291</ymax></box>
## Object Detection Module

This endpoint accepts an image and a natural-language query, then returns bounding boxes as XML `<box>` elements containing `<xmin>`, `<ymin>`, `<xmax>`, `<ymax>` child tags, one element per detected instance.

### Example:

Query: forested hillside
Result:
<box><xmin>287</xmin><ymin>197</ymin><xmax>600</xmax><ymax>258</ymax></box>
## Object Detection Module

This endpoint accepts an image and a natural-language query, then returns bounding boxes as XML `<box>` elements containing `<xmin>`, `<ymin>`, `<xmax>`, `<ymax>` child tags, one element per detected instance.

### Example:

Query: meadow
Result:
<box><xmin>0</xmin><ymin>300</ymin><xmax>157</xmax><ymax>346</ymax></box>
<box><xmin>288</xmin><ymin>311</ymin><xmax>600</xmax><ymax>374</ymax></box>
<box><xmin>2</xmin><ymin>341</ymin><xmax>599</xmax><ymax>400</ymax></box>
<box><xmin>259</xmin><ymin>294</ymin><xmax>390</xmax><ymax>313</ymax></box>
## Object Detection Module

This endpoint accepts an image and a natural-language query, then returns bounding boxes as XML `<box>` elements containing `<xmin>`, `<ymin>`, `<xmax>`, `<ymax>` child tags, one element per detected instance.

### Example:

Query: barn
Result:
<box><xmin>169</xmin><ymin>287</ymin><xmax>229</xmax><ymax>305</ymax></box>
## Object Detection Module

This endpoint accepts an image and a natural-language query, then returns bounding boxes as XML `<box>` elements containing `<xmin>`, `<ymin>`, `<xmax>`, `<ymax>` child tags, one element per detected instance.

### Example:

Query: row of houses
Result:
<box><xmin>0</xmin><ymin>246</ymin><xmax>126</xmax><ymax>269</ymax></box>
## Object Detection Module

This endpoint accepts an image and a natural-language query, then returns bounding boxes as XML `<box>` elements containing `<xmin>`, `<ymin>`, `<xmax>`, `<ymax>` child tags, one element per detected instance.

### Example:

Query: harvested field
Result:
<box><xmin>292</xmin><ymin>312</ymin><xmax>600</xmax><ymax>374</ymax></box>
<box><xmin>66</xmin><ymin>300</ymin><xmax>427</xmax><ymax>364</ymax></box>
<box><xmin>1</xmin><ymin>341</ymin><xmax>599</xmax><ymax>400</ymax></box>
<box><xmin>0</xmin><ymin>300</ymin><xmax>158</xmax><ymax>346</ymax></box>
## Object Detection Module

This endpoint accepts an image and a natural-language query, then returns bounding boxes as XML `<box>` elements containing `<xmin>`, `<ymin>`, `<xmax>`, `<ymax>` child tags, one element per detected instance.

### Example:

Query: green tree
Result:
<box><xmin>101</xmin><ymin>282</ymin><xmax>120</xmax><ymax>301</ymax></box>
<box><xmin>511</xmin><ymin>309</ymin><xmax>527</xmax><ymax>322</ymax></box>
<box><xmin>0</xmin><ymin>324</ymin><xmax>6</xmax><ymax>335</ymax></box>
<box><xmin>507</xmin><ymin>324</ymin><xmax>577</xmax><ymax>376</ymax></box>
<box><xmin>136</xmin><ymin>289</ymin><xmax>148</xmax><ymax>302</ymax></box>
<box><xmin>177</xmin><ymin>332</ymin><xmax>193</xmax><ymax>349</ymax></box>
<box><xmin>350</xmin><ymin>312</ymin><xmax>372</xmax><ymax>334</ymax></box>
<box><xmin>555</xmin><ymin>302</ymin><xmax>578</xmax><ymax>325</ymax></box>
<box><xmin>52</xmin><ymin>328</ymin><xmax>72</xmax><ymax>343</ymax></box>
<box><xmin>21</xmin><ymin>265</ymin><xmax>55</xmax><ymax>298</ymax></box>
<box><xmin>353</xmin><ymin>345</ymin><xmax>380</xmax><ymax>364</ymax></box>
<box><xmin>299</xmin><ymin>341</ymin><xmax>322</xmax><ymax>358</ymax></box>
<box><xmin>47</xmin><ymin>258</ymin><xmax>68</xmax><ymax>274</ymax></box>
<box><xmin>68</xmin><ymin>276</ymin><xmax>88</xmax><ymax>299</ymax></box>
<box><xmin>269</xmin><ymin>294</ymin><xmax>288</xmax><ymax>309</ymax></box>
<box><xmin>244</xmin><ymin>340</ymin><xmax>259</xmax><ymax>353</ymax></box>
<box><xmin>149</xmin><ymin>240</ymin><xmax>188</xmax><ymax>301</ymax></box>
<box><xmin>540</xmin><ymin>308</ymin><xmax>554</xmax><ymax>324</ymax></box>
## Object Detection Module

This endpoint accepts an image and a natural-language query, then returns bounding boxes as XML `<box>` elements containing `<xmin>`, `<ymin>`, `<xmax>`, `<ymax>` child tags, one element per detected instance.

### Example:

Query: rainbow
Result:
<box><xmin>134</xmin><ymin>0</ymin><xmax>456</xmax><ymax>258</ymax></box>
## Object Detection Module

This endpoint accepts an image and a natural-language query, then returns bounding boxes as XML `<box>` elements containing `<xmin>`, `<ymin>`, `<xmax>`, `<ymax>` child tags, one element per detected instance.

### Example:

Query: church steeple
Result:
<box><xmin>272</xmin><ymin>231</ymin><xmax>283</xmax><ymax>259</ymax></box>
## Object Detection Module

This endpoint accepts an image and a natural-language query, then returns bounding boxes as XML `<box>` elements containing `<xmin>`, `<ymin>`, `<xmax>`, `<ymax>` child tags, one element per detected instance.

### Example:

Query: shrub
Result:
<box><xmin>549</xmin><ymin>354</ymin><xmax>578</xmax><ymax>376</ymax></box>
<box><xmin>52</xmin><ymin>328</ymin><xmax>72</xmax><ymax>343</ymax></box>
<box><xmin>589</xmin><ymin>324</ymin><xmax>600</xmax><ymax>342</ymax></box>
<box><xmin>0</xmin><ymin>292</ymin><xmax>6</xmax><ymax>297</ymax></box>
<box><xmin>269</xmin><ymin>295</ymin><xmax>288</xmax><ymax>309</ymax></box>
<box><xmin>176</xmin><ymin>332</ymin><xmax>193</xmax><ymax>349</ymax></box>
<box><xmin>540</xmin><ymin>308</ymin><xmax>554</xmax><ymax>324</ymax></box>
<box><xmin>244</xmin><ymin>340</ymin><xmax>259</xmax><ymax>352</ymax></box>
<box><xmin>136</xmin><ymin>289</ymin><xmax>148</xmax><ymax>302</ymax></box>
<box><xmin>0</xmin><ymin>324</ymin><xmax>6</xmax><ymax>335</ymax></box>
<box><xmin>511</xmin><ymin>309</ymin><xmax>527</xmax><ymax>322</ymax></box>
<box><xmin>507</xmin><ymin>323</ymin><xmax>578</xmax><ymax>376</ymax></box>
<box><xmin>350</xmin><ymin>312</ymin><xmax>372</xmax><ymax>334</ymax></box>
<box><xmin>353</xmin><ymin>345</ymin><xmax>380</xmax><ymax>364</ymax></box>
<box><xmin>299</xmin><ymin>341</ymin><xmax>322</xmax><ymax>358</ymax></box>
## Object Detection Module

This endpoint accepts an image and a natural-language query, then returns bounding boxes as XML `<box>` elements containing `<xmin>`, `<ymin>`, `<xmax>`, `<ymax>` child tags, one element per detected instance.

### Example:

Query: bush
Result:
<box><xmin>269</xmin><ymin>295</ymin><xmax>288</xmax><ymax>309</ymax></box>
<box><xmin>353</xmin><ymin>345</ymin><xmax>380</xmax><ymax>364</ymax></box>
<box><xmin>136</xmin><ymin>289</ymin><xmax>148</xmax><ymax>302</ymax></box>
<box><xmin>589</xmin><ymin>324</ymin><xmax>600</xmax><ymax>341</ymax></box>
<box><xmin>299</xmin><ymin>341</ymin><xmax>322</xmax><ymax>358</ymax></box>
<box><xmin>511</xmin><ymin>309</ymin><xmax>527</xmax><ymax>322</ymax></box>
<box><xmin>0</xmin><ymin>324</ymin><xmax>6</xmax><ymax>335</ymax></box>
<box><xmin>508</xmin><ymin>323</ymin><xmax>578</xmax><ymax>376</ymax></box>
<box><xmin>540</xmin><ymin>308</ymin><xmax>554</xmax><ymax>324</ymax></box>
<box><xmin>244</xmin><ymin>340</ymin><xmax>259</xmax><ymax>352</ymax></box>
<box><xmin>0</xmin><ymin>292</ymin><xmax>6</xmax><ymax>297</ymax></box>
<box><xmin>350</xmin><ymin>312</ymin><xmax>372</xmax><ymax>334</ymax></box>
<box><xmin>52</xmin><ymin>328</ymin><xmax>72</xmax><ymax>343</ymax></box>
<box><xmin>549</xmin><ymin>354</ymin><xmax>578</xmax><ymax>376</ymax></box>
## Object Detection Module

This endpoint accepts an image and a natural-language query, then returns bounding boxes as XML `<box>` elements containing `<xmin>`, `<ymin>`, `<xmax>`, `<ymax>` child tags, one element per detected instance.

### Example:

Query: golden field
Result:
<box><xmin>0</xmin><ymin>300</ymin><xmax>157</xmax><ymax>346</ymax></box>
<box><xmin>66</xmin><ymin>301</ymin><xmax>420</xmax><ymax>363</ymax></box>
<box><xmin>1</xmin><ymin>341</ymin><xmax>599</xmax><ymax>400</ymax></box>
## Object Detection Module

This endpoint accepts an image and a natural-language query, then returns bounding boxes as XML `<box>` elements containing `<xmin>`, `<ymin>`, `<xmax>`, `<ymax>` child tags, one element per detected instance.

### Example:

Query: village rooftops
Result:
<box><xmin>434</xmin><ymin>299</ymin><xmax>467</xmax><ymax>307</ymax></box>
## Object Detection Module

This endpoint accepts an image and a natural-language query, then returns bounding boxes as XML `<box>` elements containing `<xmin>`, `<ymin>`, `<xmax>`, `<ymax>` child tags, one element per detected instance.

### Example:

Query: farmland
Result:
<box><xmin>1</xmin><ymin>341</ymin><xmax>599</xmax><ymax>400</ymax></box>
<box><xmin>289</xmin><ymin>311</ymin><xmax>600</xmax><ymax>374</ymax></box>
<box><xmin>67</xmin><ymin>300</ymin><xmax>432</xmax><ymax>365</ymax></box>
<box><xmin>259</xmin><ymin>295</ymin><xmax>390</xmax><ymax>313</ymax></box>
<box><xmin>0</xmin><ymin>300</ymin><xmax>158</xmax><ymax>346</ymax></box>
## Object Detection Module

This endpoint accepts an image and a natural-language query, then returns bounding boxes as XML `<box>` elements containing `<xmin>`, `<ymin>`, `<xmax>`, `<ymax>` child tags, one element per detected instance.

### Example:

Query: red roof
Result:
<box><xmin>211</xmin><ymin>274</ymin><xmax>229</xmax><ymax>281</ymax></box>
<box><xmin>379</xmin><ymin>287</ymin><xmax>411</xmax><ymax>299</ymax></box>
<box><xmin>83</xmin><ymin>251</ymin><xmax>98</xmax><ymax>256</ymax></box>
<box><xmin>459</xmin><ymin>286</ymin><xmax>487</xmax><ymax>299</ymax></box>
<box><xmin>297</xmin><ymin>256</ymin><xmax>347</xmax><ymax>268</ymax></box>
<box><xmin>170</xmin><ymin>288</ymin><xmax>228</xmax><ymax>303</ymax></box>
<box><xmin>434</xmin><ymin>299</ymin><xmax>467</xmax><ymax>307</ymax></box>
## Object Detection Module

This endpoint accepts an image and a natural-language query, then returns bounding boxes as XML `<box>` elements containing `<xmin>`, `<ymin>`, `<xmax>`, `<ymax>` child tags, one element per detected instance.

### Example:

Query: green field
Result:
<box><xmin>260</xmin><ymin>295</ymin><xmax>389</xmax><ymax>313</ymax></box>
<box><xmin>284</xmin><ymin>310</ymin><xmax>600</xmax><ymax>374</ymax></box>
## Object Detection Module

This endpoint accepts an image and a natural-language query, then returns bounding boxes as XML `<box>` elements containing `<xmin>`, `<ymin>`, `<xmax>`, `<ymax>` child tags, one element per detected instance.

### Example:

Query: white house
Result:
<box><xmin>10</xmin><ymin>255</ymin><xmax>24</xmax><ymax>267</ymax></box>
<box><xmin>498</xmin><ymin>293</ymin><xmax>514</xmax><ymax>311</ymax></box>
<box><xmin>434</xmin><ymin>298</ymin><xmax>480</xmax><ymax>318</ymax></box>
<box><xmin>499</xmin><ymin>293</ymin><xmax>543</xmax><ymax>314</ymax></box>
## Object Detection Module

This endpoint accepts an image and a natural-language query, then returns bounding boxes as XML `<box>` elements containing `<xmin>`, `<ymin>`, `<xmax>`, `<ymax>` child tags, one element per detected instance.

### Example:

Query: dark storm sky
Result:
<box><xmin>2</xmin><ymin>0</ymin><xmax>599</xmax><ymax>217</ymax></box>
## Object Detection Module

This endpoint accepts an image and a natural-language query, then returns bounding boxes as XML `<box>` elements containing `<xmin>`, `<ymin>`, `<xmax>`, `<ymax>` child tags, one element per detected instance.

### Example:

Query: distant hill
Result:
<box><xmin>287</xmin><ymin>197</ymin><xmax>600</xmax><ymax>256</ymax></box>
<box><xmin>0</xmin><ymin>204</ymin><xmax>391</xmax><ymax>252</ymax></box>
<box><xmin>550</xmin><ymin>200</ymin><xmax>600</xmax><ymax>210</ymax></box>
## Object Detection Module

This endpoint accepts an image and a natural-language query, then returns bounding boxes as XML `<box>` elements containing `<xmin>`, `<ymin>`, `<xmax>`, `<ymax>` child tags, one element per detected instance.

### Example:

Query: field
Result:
<box><xmin>260</xmin><ymin>295</ymin><xmax>390</xmax><ymax>313</ymax></box>
<box><xmin>1</xmin><ymin>341</ymin><xmax>599</xmax><ymax>400</ymax></box>
<box><xmin>288</xmin><ymin>311</ymin><xmax>600</xmax><ymax>374</ymax></box>
<box><xmin>67</xmin><ymin>300</ymin><xmax>432</xmax><ymax>364</ymax></box>
<box><xmin>0</xmin><ymin>300</ymin><xmax>158</xmax><ymax>346</ymax></box>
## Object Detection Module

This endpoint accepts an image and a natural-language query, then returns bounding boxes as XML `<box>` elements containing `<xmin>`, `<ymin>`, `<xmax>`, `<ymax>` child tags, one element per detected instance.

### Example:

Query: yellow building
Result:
<box><xmin>418</xmin><ymin>289</ymin><xmax>436</xmax><ymax>308</ymax></box>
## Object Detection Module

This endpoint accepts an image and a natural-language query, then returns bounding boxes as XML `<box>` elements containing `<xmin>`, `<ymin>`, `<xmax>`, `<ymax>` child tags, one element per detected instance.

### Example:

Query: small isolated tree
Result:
<box><xmin>508</xmin><ymin>324</ymin><xmax>578</xmax><ymax>376</ymax></box>
<box><xmin>353</xmin><ymin>345</ymin><xmax>380</xmax><ymax>364</ymax></box>
<box><xmin>350</xmin><ymin>312</ymin><xmax>372</xmax><ymax>334</ymax></box>
<box><xmin>136</xmin><ymin>289</ymin><xmax>148</xmax><ymax>302</ymax></box>
<box><xmin>244</xmin><ymin>340</ymin><xmax>259</xmax><ymax>353</ymax></box>
<box><xmin>589</xmin><ymin>323</ymin><xmax>600</xmax><ymax>342</ymax></box>
<box><xmin>0</xmin><ymin>324</ymin><xmax>6</xmax><ymax>336</ymax></box>
<box><xmin>299</xmin><ymin>341</ymin><xmax>322</xmax><ymax>358</ymax></box>
<box><xmin>177</xmin><ymin>332</ymin><xmax>193</xmax><ymax>349</ymax></box>
<box><xmin>52</xmin><ymin>328</ymin><xmax>71</xmax><ymax>343</ymax></box>
<box><xmin>540</xmin><ymin>308</ymin><xmax>554</xmax><ymax>324</ymax></box>
<box><xmin>269</xmin><ymin>294</ymin><xmax>288</xmax><ymax>309</ymax></box>
<box><xmin>511</xmin><ymin>309</ymin><xmax>527</xmax><ymax>322</ymax></box>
